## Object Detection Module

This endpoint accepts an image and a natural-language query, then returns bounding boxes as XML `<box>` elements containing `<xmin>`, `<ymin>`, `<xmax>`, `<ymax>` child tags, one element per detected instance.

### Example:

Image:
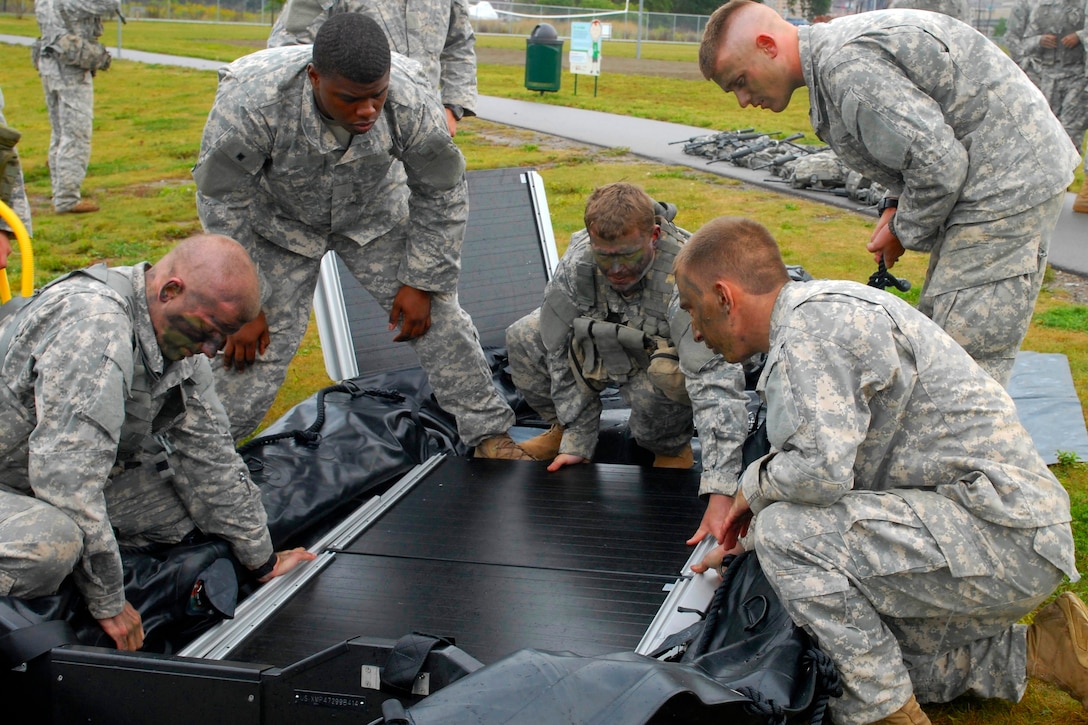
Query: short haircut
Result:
<box><xmin>312</xmin><ymin>13</ymin><xmax>391</xmax><ymax>84</ymax></box>
<box><xmin>583</xmin><ymin>182</ymin><xmax>657</xmax><ymax>241</ymax></box>
<box><xmin>675</xmin><ymin>216</ymin><xmax>789</xmax><ymax>295</ymax></box>
<box><xmin>699</xmin><ymin>0</ymin><xmax>756</xmax><ymax>80</ymax></box>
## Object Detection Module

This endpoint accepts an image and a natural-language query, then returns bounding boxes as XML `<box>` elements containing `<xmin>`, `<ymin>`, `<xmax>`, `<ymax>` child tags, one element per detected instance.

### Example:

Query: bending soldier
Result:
<box><xmin>193</xmin><ymin>13</ymin><xmax>532</xmax><ymax>459</ymax></box>
<box><xmin>0</xmin><ymin>235</ymin><xmax>315</xmax><ymax>651</ymax></box>
<box><xmin>678</xmin><ymin>216</ymin><xmax>1084</xmax><ymax>725</ymax></box>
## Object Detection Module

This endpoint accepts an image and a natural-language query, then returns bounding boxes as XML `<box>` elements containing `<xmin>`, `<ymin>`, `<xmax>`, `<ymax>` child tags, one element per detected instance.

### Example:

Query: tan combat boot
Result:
<box><xmin>57</xmin><ymin>199</ymin><xmax>99</xmax><ymax>214</ymax></box>
<box><xmin>474</xmin><ymin>433</ymin><xmax>535</xmax><ymax>461</ymax></box>
<box><xmin>1074</xmin><ymin>184</ymin><xmax>1088</xmax><ymax>214</ymax></box>
<box><xmin>653</xmin><ymin>443</ymin><xmax>694</xmax><ymax>469</ymax></box>
<box><xmin>873</xmin><ymin>694</ymin><xmax>931</xmax><ymax>725</ymax></box>
<box><xmin>1027</xmin><ymin>591</ymin><xmax>1088</xmax><ymax>707</ymax></box>
<box><xmin>517</xmin><ymin>424</ymin><xmax>563</xmax><ymax>461</ymax></box>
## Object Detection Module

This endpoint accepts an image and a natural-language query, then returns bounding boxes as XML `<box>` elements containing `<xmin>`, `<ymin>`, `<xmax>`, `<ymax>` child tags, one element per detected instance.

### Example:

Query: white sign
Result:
<box><xmin>569</xmin><ymin>20</ymin><xmax>602</xmax><ymax>76</ymax></box>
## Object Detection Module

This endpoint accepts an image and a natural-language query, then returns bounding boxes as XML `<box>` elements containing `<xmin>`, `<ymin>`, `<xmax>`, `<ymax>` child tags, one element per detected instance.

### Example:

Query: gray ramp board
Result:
<box><xmin>314</xmin><ymin>167</ymin><xmax>556</xmax><ymax>379</ymax></box>
<box><xmin>1009</xmin><ymin>351</ymin><xmax>1088</xmax><ymax>465</ymax></box>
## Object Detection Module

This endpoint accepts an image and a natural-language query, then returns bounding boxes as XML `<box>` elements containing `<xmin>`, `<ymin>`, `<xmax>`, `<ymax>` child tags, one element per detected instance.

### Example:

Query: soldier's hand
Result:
<box><xmin>257</xmin><ymin>547</ymin><xmax>318</xmax><ymax>583</ymax></box>
<box><xmin>689</xmin><ymin>542</ymin><xmax>744</xmax><ymax>575</ymax></box>
<box><xmin>222</xmin><ymin>311</ymin><xmax>270</xmax><ymax>372</ymax></box>
<box><xmin>546</xmin><ymin>453</ymin><xmax>589</xmax><ymax>472</ymax></box>
<box><xmin>1061</xmin><ymin>32</ymin><xmax>1080</xmax><ymax>48</ymax></box>
<box><xmin>98</xmin><ymin>601</ymin><xmax>144</xmax><ymax>651</ymax></box>
<box><xmin>687</xmin><ymin>492</ymin><xmax>734</xmax><ymax>547</ymax></box>
<box><xmin>0</xmin><ymin>230</ymin><xmax>10</xmax><ymax>270</ymax></box>
<box><xmin>389</xmin><ymin>285</ymin><xmax>432</xmax><ymax>342</ymax></box>
<box><xmin>444</xmin><ymin>107</ymin><xmax>459</xmax><ymax>137</ymax></box>
<box><xmin>866</xmin><ymin>214</ymin><xmax>904</xmax><ymax>267</ymax></box>
<box><xmin>1040</xmin><ymin>34</ymin><xmax>1059</xmax><ymax>49</ymax></box>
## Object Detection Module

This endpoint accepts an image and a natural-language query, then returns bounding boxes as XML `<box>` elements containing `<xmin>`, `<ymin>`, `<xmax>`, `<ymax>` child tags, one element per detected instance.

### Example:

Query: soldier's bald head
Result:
<box><xmin>152</xmin><ymin>234</ymin><xmax>260</xmax><ymax>325</ymax></box>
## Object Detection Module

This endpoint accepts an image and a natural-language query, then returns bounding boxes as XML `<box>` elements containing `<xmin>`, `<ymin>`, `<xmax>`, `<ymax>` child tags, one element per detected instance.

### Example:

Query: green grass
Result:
<box><xmin>2</xmin><ymin>24</ymin><xmax>1088</xmax><ymax>724</ymax></box>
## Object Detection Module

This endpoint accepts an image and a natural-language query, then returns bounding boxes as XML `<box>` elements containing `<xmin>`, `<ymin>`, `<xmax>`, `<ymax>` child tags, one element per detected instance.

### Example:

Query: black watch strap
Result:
<box><xmin>444</xmin><ymin>104</ymin><xmax>465</xmax><ymax>121</ymax></box>
<box><xmin>877</xmin><ymin>196</ymin><xmax>899</xmax><ymax>214</ymax></box>
<box><xmin>251</xmin><ymin>552</ymin><xmax>277</xmax><ymax>580</ymax></box>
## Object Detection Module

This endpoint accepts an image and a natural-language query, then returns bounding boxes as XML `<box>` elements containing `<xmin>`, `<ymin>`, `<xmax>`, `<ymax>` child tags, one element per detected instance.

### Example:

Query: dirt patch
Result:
<box><xmin>1048</xmin><ymin>268</ymin><xmax>1088</xmax><ymax>306</ymax></box>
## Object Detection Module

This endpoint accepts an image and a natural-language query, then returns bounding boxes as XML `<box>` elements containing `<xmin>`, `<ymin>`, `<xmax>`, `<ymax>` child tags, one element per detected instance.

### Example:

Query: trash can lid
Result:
<box><xmin>530</xmin><ymin>23</ymin><xmax>559</xmax><ymax>40</ymax></box>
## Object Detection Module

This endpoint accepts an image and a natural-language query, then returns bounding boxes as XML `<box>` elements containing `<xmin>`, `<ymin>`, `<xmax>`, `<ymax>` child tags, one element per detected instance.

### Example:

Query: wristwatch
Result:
<box><xmin>444</xmin><ymin>104</ymin><xmax>465</xmax><ymax>121</ymax></box>
<box><xmin>876</xmin><ymin>196</ymin><xmax>899</xmax><ymax>214</ymax></box>
<box><xmin>251</xmin><ymin>552</ymin><xmax>277</xmax><ymax>580</ymax></box>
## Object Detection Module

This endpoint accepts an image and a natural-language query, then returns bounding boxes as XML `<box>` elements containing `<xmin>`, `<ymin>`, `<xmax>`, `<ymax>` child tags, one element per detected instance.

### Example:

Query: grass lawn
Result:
<box><xmin>1</xmin><ymin>20</ymin><xmax>1088</xmax><ymax>724</ymax></box>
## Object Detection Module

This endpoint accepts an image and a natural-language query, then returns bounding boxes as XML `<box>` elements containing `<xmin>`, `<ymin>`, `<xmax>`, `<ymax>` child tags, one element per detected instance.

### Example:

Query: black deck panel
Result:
<box><xmin>344</xmin><ymin>457</ymin><xmax>703</xmax><ymax>576</ymax></box>
<box><xmin>224</xmin><ymin>456</ymin><xmax>705</xmax><ymax>668</ymax></box>
<box><xmin>225</xmin><ymin>556</ymin><xmax>678</xmax><ymax>667</ymax></box>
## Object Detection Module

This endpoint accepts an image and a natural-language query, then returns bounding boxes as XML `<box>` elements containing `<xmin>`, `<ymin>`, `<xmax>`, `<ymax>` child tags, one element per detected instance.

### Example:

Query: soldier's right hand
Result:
<box><xmin>546</xmin><ymin>453</ymin><xmax>589</xmax><ymax>472</ymax></box>
<box><xmin>222</xmin><ymin>310</ymin><xmax>270</xmax><ymax>372</ymax></box>
<box><xmin>97</xmin><ymin>601</ymin><xmax>144</xmax><ymax>651</ymax></box>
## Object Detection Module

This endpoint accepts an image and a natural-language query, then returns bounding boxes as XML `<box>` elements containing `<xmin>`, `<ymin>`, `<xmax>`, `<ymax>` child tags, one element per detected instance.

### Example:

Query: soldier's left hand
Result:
<box><xmin>0</xmin><ymin>230</ymin><xmax>10</xmax><ymax>270</ymax></box>
<box><xmin>867</xmin><ymin>211</ymin><xmax>904</xmax><ymax>267</ymax></box>
<box><xmin>1061</xmin><ymin>33</ymin><xmax>1080</xmax><ymax>48</ymax></box>
<box><xmin>389</xmin><ymin>285</ymin><xmax>432</xmax><ymax>341</ymax></box>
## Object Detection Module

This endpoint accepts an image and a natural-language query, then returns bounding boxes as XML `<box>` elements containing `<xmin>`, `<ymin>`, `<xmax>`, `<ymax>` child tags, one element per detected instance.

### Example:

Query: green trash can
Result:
<box><xmin>525</xmin><ymin>23</ymin><xmax>563</xmax><ymax>93</ymax></box>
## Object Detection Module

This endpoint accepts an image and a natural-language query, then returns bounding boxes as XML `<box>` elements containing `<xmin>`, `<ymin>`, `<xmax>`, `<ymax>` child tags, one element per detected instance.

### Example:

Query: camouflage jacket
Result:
<box><xmin>741</xmin><ymin>279</ymin><xmax>1077</xmax><ymax>579</ymax></box>
<box><xmin>538</xmin><ymin>222</ymin><xmax>749</xmax><ymax>492</ymax></box>
<box><xmin>193</xmin><ymin>47</ymin><xmax>468</xmax><ymax>296</ymax></box>
<box><xmin>34</xmin><ymin>0</ymin><xmax>119</xmax><ymax>76</ymax></box>
<box><xmin>799</xmin><ymin>10</ymin><xmax>1079</xmax><ymax>287</ymax></box>
<box><xmin>1006</xmin><ymin>0</ymin><xmax>1086</xmax><ymax>74</ymax></box>
<box><xmin>0</xmin><ymin>265</ymin><xmax>272</xmax><ymax>619</ymax></box>
<box><xmin>267</xmin><ymin>0</ymin><xmax>477</xmax><ymax>112</ymax></box>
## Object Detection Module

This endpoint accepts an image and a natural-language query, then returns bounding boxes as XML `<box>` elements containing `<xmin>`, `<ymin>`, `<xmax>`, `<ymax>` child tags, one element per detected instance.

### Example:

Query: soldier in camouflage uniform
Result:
<box><xmin>268</xmin><ymin>0</ymin><xmax>476</xmax><ymax>136</ymax></box>
<box><xmin>679</xmin><ymin>216</ymin><xmax>1083</xmax><ymax>725</ymax></box>
<box><xmin>0</xmin><ymin>235</ymin><xmax>315</xmax><ymax>652</ymax></box>
<box><xmin>699</xmin><ymin>1</ymin><xmax>1080</xmax><ymax>386</ymax></box>
<box><xmin>505</xmin><ymin>183</ymin><xmax>750</xmax><ymax>478</ymax></box>
<box><xmin>1005</xmin><ymin>0</ymin><xmax>1086</xmax><ymax>155</ymax></box>
<box><xmin>193</xmin><ymin>14</ymin><xmax>530</xmax><ymax>459</ymax></box>
<box><xmin>0</xmin><ymin>87</ymin><xmax>31</xmax><ymax>269</ymax></box>
<box><xmin>33</xmin><ymin>0</ymin><xmax>119</xmax><ymax>214</ymax></box>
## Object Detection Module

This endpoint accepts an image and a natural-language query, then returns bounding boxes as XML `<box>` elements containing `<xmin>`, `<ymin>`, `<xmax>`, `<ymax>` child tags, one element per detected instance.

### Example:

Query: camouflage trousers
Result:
<box><xmin>750</xmin><ymin>491</ymin><xmax>1066</xmax><ymax>725</ymax></box>
<box><xmin>0</xmin><ymin>487</ymin><xmax>85</xmax><ymax>599</ymax></box>
<box><xmin>918</xmin><ymin>193</ymin><xmax>1064</xmax><ymax>387</ymax></box>
<box><xmin>505</xmin><ymin>307</ymin><xmax>693</xmax><ymax>459</ymax></box>
<box><xmin>39</xmin><ymin>58</ymin><xmax>94</xmax><ymax>212</ymax></box>
<box><xmin>212</xmin><ymin>222</ymin><xmax>516</xmax><ymax>445</ymax></box>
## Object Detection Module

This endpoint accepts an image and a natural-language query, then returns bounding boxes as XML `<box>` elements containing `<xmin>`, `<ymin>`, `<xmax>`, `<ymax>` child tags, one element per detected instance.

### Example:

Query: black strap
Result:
<box><xmin>0</xmin><ymin>618</ymin><xmax>78</xmax><ymax>669</ymax></box>
<box><xmin>381</xmin><ymin>632</ymin><xmax>453</xmax><ymax>693</ymax></box>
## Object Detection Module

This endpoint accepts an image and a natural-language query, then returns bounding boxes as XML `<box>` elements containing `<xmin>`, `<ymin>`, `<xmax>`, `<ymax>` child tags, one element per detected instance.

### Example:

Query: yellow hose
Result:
<box><xmin>0</xmin><ymin>199</ymin><xmax>33</xmax><ymax>303</ymax></box>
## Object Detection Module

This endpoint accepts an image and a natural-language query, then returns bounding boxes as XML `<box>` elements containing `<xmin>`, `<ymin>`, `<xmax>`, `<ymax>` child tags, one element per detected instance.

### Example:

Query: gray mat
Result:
<box><xmin>1009</xmin><ymin>351</ymin><xmax>1088</xmax><ymax>465</ymax></box>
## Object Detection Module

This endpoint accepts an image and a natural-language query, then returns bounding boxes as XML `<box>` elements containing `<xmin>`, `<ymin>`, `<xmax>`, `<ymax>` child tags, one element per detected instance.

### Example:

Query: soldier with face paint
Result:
<box><xmin>0</xmin><ymin>235</ymin><xmax>315</xmax><ymax>653</ymax></box>
<box><xmin>192</xmin><ymin>13</ymin><xmax>532</xmax><ymax>460</ymax></box>
<box><xmin>505</xmin><ymin>183</ymin><xmax>751</xmax><ymax>503</ymax></box>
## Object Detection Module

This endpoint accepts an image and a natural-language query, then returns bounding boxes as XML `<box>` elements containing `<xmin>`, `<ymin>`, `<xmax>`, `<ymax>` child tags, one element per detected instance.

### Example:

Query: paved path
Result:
<box><xmin>3</xmin><ymin>34</ymin><xmax>1084</xmax><ymax>274</ymax></box>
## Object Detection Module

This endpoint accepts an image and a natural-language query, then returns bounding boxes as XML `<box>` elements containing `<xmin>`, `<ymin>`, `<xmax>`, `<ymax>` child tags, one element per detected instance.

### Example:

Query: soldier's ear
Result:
<box><xmin>158</xmin><ymin>278</ymin><xmax>184</xmax><ymax>302</ymax></box>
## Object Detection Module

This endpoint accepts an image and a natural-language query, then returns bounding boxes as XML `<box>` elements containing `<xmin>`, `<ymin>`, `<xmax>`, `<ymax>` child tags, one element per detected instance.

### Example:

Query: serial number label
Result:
<box><xmin>294</xmin><ymin>690</ymin><xmax>367</xmax><ymax>710</ymax></box>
